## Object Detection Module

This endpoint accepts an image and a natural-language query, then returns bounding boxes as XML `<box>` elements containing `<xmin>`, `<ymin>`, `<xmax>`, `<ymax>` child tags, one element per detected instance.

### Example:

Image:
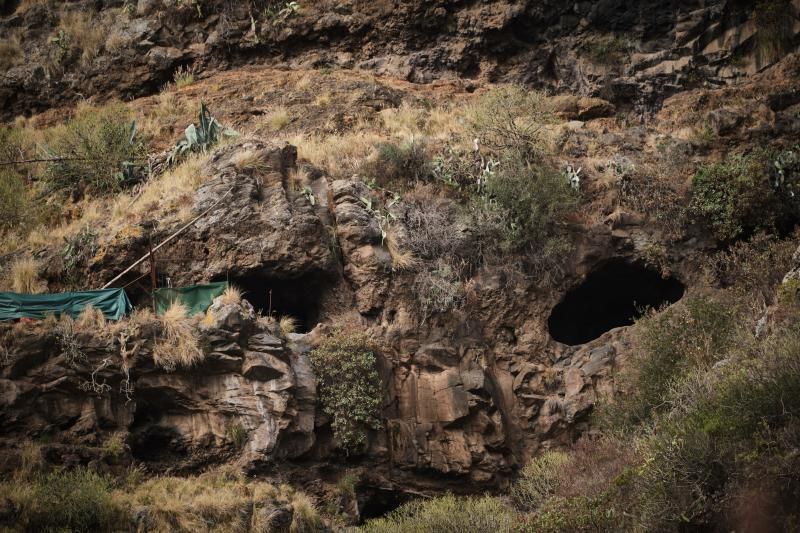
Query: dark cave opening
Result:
<box><xmin>548</xmin><ymin>259</ymin><xmax>685</xmax><ymax>346</ymax></box>
<box><xmin>221</xmin><ymin>273</ymin><xmax>328</xmax><ymax>333</ymax></box>
<box><xmin>358</xmin><ymin>487</ymin><xmax>412</xmax><ymax>522</ymax></box>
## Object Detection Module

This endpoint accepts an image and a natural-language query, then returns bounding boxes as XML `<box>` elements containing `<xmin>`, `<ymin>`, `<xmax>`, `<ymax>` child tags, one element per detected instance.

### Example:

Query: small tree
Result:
<box><xmin>309</xmin><ymin>330</ymin><xmax>383</xmax><ymax>453</ymax></box>
<box><xmin>466</xmin><ymin>85</ymin><xmax>554</xmax><ymax>162</ymax></box>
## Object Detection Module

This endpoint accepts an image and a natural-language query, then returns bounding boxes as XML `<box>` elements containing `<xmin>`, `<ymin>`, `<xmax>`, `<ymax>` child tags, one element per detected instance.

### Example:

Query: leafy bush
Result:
<box><xmin>309</xmin><ymin>331</ymin><xmax>383</xmax><ymax>453</ymax></box>
<box><xmin>511</xmin><ymin>451</ymin><xmax>570</xmax><ymax>511</ymax></box>
<box><xmin>703</xmin><ymin>232</ymin><xmax>796</xmax><ymax>307</ymax></box>
<box><xmin>360</xmin><ymin>493</ymin><xmax>515</xmax><ymax>533</ymax></box>
<box><xmin>0</xmin><ymin>169</ymin><xmax>32</xmax><ymax>232</ymax></box>
<box><xmin>61</xmin><ymin>226</ymin><xmax>98</xmax><ymax>287</ymax></box>
<box><xmin>599</xmin><ymin>296</ymin><xmax>738</xmax><ymax>431</ymax></box>
<box><xmin>689</xmin><ymin>150</ymin><xmax>800</xmax><ymax>242</ymax></box>
<box><xmin>44</xmin><ymin>103</ymin><xmax>144</xmax><ymax>197</ymax></box>
<box><xmin>483</xmin><ymin>157</ymin><xmax>578</xmax><ymax>254</ymax></box>
<box><xmin>361</xmin><ymin>138</ymin><xmax>431</xmax><ymax>187</ymax></box>
<box><xmin>579</xmin><ymin>33</ymin><xmax>635</xmax><ymax>64</ymax></box>
<box><xmin>627</xmin><ymin>319</ymin><xmax>800</xmax><ymax>531</ymax></box>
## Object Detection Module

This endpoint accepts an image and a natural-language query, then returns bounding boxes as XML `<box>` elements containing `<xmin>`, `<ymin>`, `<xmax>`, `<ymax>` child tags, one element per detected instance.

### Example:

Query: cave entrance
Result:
<box><xmin>548</xmin><ymin>259</ymin><xmax>685</xmax><ymax>345</ymax></box>
<box><xmin>358</xmin><ymin>487</ymin><xmax>413</xmax><ymax>522</ymax></box>
<box><xmin>223</xmin><ymin>273</ymin><xmax>326</xmax><ymax>333</ymax></box>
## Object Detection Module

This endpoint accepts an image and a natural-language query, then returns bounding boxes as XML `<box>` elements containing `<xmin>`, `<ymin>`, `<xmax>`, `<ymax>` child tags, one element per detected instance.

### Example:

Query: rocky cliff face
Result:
<box><xmin>2</xmin><ymin>0</ymin><xmax>800</xmax><ymax>521</ymax></box>
<box><xmin>2</xmin><ymin>0</ymin><xmax>799</xmax><ymax>118</ymax></box>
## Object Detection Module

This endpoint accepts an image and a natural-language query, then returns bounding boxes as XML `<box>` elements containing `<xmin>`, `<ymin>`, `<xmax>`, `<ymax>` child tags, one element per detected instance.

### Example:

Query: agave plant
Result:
<box><xmin>167</xmin><ymin>103</ymin><xmax>238</xmax><ymax>166</ymax></box>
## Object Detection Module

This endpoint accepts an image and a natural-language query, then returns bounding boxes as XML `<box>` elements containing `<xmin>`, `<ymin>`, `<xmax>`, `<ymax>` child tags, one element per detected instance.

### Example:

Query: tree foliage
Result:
<box><xmin>309</xmin><ymin>331</ymin><xmax>383</xmax><ymax>453</ymax></box>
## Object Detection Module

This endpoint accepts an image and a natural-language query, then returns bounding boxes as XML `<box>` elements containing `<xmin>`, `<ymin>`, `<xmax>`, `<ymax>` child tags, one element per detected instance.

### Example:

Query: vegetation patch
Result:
<box><xmin>689</xmin><ymin>149</ymin><xmax>800</xmax><ymax>242</ymax></box>
<box><xmin>43</xmin><ymin>103</ymin><xmax>145</xmax><ymax>197</ymax></box>
<box><xmin>309</xmin><ymin>330</ymin><xmax>383</xmax><ymax>453</ymax></box>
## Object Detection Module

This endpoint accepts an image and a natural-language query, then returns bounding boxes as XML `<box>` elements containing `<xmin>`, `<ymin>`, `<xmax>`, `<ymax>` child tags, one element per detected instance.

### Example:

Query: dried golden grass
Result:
<box><xmin>152</xmin><ymin>302</ymin><xmax>204</xmax><ymax>372</ymax></box>
<box><xmin>287</xmin><ymin>167</ymin><xmax>310</xmax><ymax>192</ymax></box>
<box><xmin>129</xmin><ymin>152</ymin><xmax>210</xmax><ymax>224</ymax></box>
<box><xmin>385</xmin><ymin>226</ymin><xmax>419</xmax><ymax>271</ymax></box>
<box><xmin>75</xmin><ymin>305</ymin><xmax>107</xmax><ymax>333</ymax></box>
<box><xmin>279</xmin><ymin>316</ymin><xmax>298</xmax><ymax>336</ymax></box>
<box><xmin>288</xmin><ymin>491</ymin><xmax>324</xmax><ymax>532</ymax></box>
<box><xmin>219</xmin><ymin>285</ymin><xmax>242</xmax><ymax>305</ymax></box>
<box><xmin>288</xmin><ymin>131</ymin><xmax>383</xmax><ymax>178</ymax></box>
<box><xmin>262</xmin><ymin>106</ymin><xmax>291</xmax><ymax>132</ymax></box>
<box><xmin>231</xmin><ymin>149</ymin><xmax>269</xmax><ymax>174</ymax></box>
<box><xmin>7</xmin><ymin>256</ymin><xmax>46</xmax><ymax>294</ymax></box>
<box><xmin>119</xmin><ymin>467</ymin><xmax>303</xmax><ymax>533</ymax></box>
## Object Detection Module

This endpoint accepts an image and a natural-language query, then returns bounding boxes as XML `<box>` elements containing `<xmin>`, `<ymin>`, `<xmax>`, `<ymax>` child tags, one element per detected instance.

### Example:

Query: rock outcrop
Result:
<box><xmin>2</xmin><ymin>0</ymin><xmax>799</xmax><ymax>118</ymax></box>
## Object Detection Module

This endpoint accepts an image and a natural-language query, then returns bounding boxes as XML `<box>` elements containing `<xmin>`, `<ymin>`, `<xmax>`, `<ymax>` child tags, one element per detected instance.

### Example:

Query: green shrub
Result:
<box><xmin>520</xmin><ymin>494</ymin><xmax>620</xmax><ymax>533</ymax></box>
<box><xmin>703</xmin><ymin>232</ymin><xmax>796</xmax><ymax>306</ymax></box>
<box><xmin>226</xmin><ymin>421</ymin><xmax>248</xmax><ymax>449</ymax></box>
<box><xmin>0</xmin><ymin>169</ymin><xmax>31</xmax><ymax>232</ymax></box>
<box><xmin>44</xmin><ymin>103</ymin><xmax>144</xmax><ymax>197</ymax></box>
<box><xmin>61</xmin><ymin>226</ymin><xmax>98</xmax><ymax>287</ymax></box>
<box><xmin>5</xmin><ymin>468</ymin><xmax>127</xmax><ymax>532</ymax></box>
<box><xmin>629</xmin><ymin>321</ymin><xmax>800</xmax><ymax>530</ymax></box>
<box><xmin>688</xmin><ymin>151</ymin><xmax>798</xmax><ymax>242</ymax></box>
<box><xmin>365</xmin><ymin>138</ymin><xmax>431</xmax><ymax>186</ymax></box>
<box><xmin>484</xmin><ymin>157</ymin><xmax>578</xmax><ymax>254</ymax></box>
<box><xmin>599</xmin><ymin>296</ymin><xmax>738</xmax><ymax>431</ymax></box>
<box><xmin>100</xmin><ymin>432</ymin><xmax>126</xmax><ymax>458</ymax></box>
<box><xmin>511</xmin><ymin>451</ymin><xmax>571</xmax><ymax>511</ymax></box>
<box><xmin>309</xmin><ymin>331</ymin><xmax>383</xmax><ymax>453</ymax></box>
<box><xmin>360</xmin><ymin>493</ymin><xmax>515</xmax><ymax>533</ymax></box>
<box><xmin>579</xmin><ymin>33</ymin><xmax>635</xmax><ymax>64</ymax></box>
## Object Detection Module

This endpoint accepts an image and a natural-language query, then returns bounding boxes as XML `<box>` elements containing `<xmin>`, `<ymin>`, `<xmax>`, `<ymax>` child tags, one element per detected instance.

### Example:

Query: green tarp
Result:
<box><xmin>154</xmin><ymin>281</ymin><xmax>228</xmax><ymax>316</ymax></box>
<box><xmin>0</xmin><ymin>288</ymin><xmax>132</xmax><ymax>321</ymax></box>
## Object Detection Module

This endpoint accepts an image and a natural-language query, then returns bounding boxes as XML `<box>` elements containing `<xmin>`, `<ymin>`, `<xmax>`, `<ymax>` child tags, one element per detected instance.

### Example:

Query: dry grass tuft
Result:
<box><xmin>279</xmin><ymin>315</ymin><xmax>298</xmax><ymax>336</ymax></box>
<box><xmin>287</xmin><ymin>167</ymin><xmax>310</xmax><ymax>191</ymax></box>
<box><xmin>262</xmin><ymin>106</ymin><xmax>291</xmax><ymax>132</ymax></box>
<box><xmin>75</xmin><ymin>305</ymin><xmax>107</xmax><ymax>333</ymax></box>
<box><xmin>231</xmin><ymin>149</ymin><xmax>269</xmax><ymax>173</ymax></box>
<box><xmin>219</xmin><ymin>285</ymin><xmax>242</xmax><ymax>306</ymax></box>
<box><xmin>13</xmin><ymin>441</ymin><xmax>45</xmax><ymax>482</ymax></box>
<box><xmin>385</xmin><ymin>226</ymin><xmax>419</xmax><ymax>271</ymax></box>
<box><xmin>152</xmin><ymin>302</ymin><xmax>204</xmax><ymax>372</ymax></box>
<box><xmin>289</xmin><ymin>491</ymin><xmax>324</xmax><ymax>532</ymax></box>
<box><xmin>129</xmin><ymin>152</ymin><xmax>209</xmax><ymax>224</ymax></box>
<box><xmin>120</xmin><ymin>467</ymin><xmax>308</xmax><ymax>533</ymax></box>
<box><xmin>294</xmin><ymin>75</ymin><xmax>312</xmax><ymax>91</ymax></box>
<box><xmin>172</xmin><ymin>65</ymin><xmax>195</xmax><ymax>89</ymax></box>
<box><xmin>288</xmin><ymin>131</ymin><xmax>382</xmax><ymax>178</ymax></box>
<box><xmin>7</xmin><ymin>256</ymin><xmax>46</xmax><ymax>294</ymax></box>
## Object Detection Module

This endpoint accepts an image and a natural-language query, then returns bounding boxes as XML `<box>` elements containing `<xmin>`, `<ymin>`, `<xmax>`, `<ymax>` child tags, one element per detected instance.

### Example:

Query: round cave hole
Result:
<box><xmin>547</xmin><ymin>259</ymin><xmax>685</xmax><ymax>346</ymax></box>
<box><xmin>219</xmin><ymin>273</ymin><xmax>328</xmax><ymax>333</ymax></box>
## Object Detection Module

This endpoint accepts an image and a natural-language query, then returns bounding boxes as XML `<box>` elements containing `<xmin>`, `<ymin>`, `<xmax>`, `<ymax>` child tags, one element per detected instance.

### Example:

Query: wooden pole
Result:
<box><xmin>148</xmin><ymin>231</ymin><xmax>157</xmax><ymax>313</ymax></box>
